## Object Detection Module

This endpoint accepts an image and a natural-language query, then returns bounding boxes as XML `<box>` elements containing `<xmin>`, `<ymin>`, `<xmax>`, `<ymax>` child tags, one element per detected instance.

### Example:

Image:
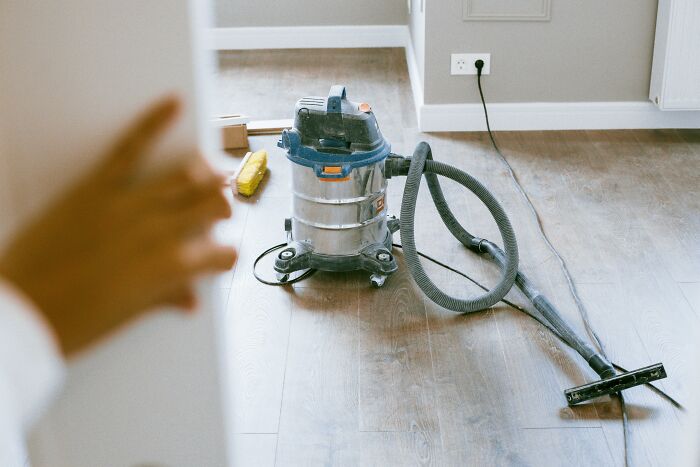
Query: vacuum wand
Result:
<box><xmin>476</xmin><ymin>239</ymin><xmax>667</xmax><ymax>405</ymax></box>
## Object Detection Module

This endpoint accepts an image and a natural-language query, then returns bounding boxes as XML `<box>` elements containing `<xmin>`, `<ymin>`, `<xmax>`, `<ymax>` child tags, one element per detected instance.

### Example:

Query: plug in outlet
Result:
<box><xmin>451</xmin><ymin>53</ymin><xmax>491</xmax><ymax>75</ymax></box>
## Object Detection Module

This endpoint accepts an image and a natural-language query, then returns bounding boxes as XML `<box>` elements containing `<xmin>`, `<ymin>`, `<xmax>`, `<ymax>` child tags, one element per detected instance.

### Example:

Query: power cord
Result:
<box><xmin>472</xmin><ymin>58</ymin><xmax>639</xmax><ymax>465</ymax></box>
<box><xmin>252</xmin><ymin>243</ymin><xmax>316</xmax><ymax>286</ymax></box>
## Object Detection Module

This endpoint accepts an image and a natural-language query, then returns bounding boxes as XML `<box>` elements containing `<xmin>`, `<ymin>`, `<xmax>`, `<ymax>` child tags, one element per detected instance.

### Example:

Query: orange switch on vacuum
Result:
<box><xmin>359</xmin><ymin>103</ymin><xmax>371</xmax><ymax>113</ymax></box>
<box><xmin>323</xmin><ymin>166</ymin><xmax>343</xmax><ymax>174</ymax></box>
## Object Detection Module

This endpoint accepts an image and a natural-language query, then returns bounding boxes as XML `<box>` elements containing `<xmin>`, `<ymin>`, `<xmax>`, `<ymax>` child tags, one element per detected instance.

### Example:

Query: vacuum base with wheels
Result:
<box><xmin>273</xmin><ymin>228</ymin><xmax>398</xmax><ymax>287</ymax></box>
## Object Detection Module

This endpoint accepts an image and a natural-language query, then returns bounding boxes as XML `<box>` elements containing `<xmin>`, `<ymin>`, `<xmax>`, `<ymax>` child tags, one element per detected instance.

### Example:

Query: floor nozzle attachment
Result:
<box><xmin>565</xmin><ymin>363</ymin><xmax>667</xmax><ymax>405</ymax></box>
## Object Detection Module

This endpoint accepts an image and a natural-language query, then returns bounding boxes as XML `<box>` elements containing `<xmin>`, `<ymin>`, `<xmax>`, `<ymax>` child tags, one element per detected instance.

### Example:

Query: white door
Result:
<box><xmin>0</xmin><ymin>2</ymin><xmax>230</xmax><ymax>466</ymax></box>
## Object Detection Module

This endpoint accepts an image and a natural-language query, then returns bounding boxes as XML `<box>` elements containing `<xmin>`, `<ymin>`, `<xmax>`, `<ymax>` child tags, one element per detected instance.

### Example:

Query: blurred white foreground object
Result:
<box><xmin>0</xmin><ymin>1</ymin><xmax>231</xmax><ymax>466</ymax></box>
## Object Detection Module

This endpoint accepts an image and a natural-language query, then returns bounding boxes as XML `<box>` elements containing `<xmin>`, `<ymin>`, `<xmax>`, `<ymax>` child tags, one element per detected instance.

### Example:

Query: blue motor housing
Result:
<box><xmin>278</xmin><ymin>85</ymin><xmax>391</xmax><ymax>180</ymax></box>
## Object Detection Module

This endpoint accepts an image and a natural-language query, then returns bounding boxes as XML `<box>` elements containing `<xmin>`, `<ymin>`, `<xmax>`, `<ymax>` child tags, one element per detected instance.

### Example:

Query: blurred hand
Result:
<box><xmin>0</xmin><ymin>97</ymin><xmax>236</xmax><ymax>356</ymax></box>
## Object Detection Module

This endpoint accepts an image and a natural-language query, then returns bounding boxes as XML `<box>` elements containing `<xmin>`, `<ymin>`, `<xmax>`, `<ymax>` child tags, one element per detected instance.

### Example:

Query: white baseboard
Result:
<box><xmin>420</xmin><ymin>101</ymin><xmax>700</xmax><ymax>131</ymax></box>
<box><xmin>209</xmin><ymin>25</ymin><xmax>700</xmax><ymax>131</ymax></box>
<box><xmin>209</xmin><ymin>25</ymin><xmax>408</xmax><ymax>50</ymax></box>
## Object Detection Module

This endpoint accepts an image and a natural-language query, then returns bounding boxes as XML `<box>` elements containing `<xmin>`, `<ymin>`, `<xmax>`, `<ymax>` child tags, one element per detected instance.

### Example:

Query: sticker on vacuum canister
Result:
<box><xmin>373</xmin><ymin>195</ymin><xmax>385</xmax><ymax>214</ymax></box>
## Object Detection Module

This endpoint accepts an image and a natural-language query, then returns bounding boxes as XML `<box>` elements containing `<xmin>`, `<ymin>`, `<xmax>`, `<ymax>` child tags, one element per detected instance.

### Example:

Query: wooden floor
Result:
<box><xmin>214</xmin><ymin>49</ymin><xmax>699</xmax><ymax>467</ymax></box>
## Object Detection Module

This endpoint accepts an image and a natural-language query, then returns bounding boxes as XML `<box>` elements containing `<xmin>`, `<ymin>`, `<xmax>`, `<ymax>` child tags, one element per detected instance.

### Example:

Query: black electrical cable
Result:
<box><xmin>392</xmin><ymin>243</ymin><xmax>527</xmax><ymax>313</ymax></box>
<box><xmin>473</xmin><ymin>61</ymin><xmax>639</xmax><ymax>466</ymax></box>
<box><xmin>252</xmin><ymin>243</ymin><xmax>316</xmax><ymax>286</ymax></box>
<box><xmin>613</xmin><ymin>363</ymin><xmax>682</xmax><ymax>410</ymax></box>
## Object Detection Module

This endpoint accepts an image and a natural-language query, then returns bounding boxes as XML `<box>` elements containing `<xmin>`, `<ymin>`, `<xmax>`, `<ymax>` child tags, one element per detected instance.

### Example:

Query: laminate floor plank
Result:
<box><xmin>576</xmin><ymin>282</ymin><xmax>687</xmax><ymax>467</ymax></box>
<box><xmin>680</xmin><ymin>282</ymin><xmax>700</xmax><ymax>317</ymax></box>
<box><xmin>231</xmin><ymin>434</ymin><xmax>278</xmax><ymax>467</ymax></box>
<box><xmin>357</xmin><ymin>256</ymin><xmax>440</xmax><ymax>436</ymax></box>
<box><xmin>214</xmin><ymin>188</ymin><xmax>250</xmax><ymax>289</ymax></box>
<box><xmin>225</xmin><ymin>193</ymin><xmax>294</xmax><ymax>434</ymax></box>
<box><xmin>275</xmin><ymin>288</ymin><xmax>361</xmax><ymax>466</ymax></box>
<box><xmin>225</xmin><ymin>277</ymin><xmax>293</xmax><ymax>434</ymax></box>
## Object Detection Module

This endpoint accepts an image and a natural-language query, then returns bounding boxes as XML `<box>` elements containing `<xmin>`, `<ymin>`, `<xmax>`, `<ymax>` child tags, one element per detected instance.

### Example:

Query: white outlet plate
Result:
<box><xmin>451</xmin><ymin>53</ymin><xmax>491</xmax><ymax>75</ymax></box>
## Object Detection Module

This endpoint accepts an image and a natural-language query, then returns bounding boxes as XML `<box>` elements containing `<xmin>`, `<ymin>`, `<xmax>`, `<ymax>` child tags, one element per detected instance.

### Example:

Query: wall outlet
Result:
<box><xmin>451</xmin><ymin>53</ymin><xmax>491</xmax><ymax>75</ymax></box>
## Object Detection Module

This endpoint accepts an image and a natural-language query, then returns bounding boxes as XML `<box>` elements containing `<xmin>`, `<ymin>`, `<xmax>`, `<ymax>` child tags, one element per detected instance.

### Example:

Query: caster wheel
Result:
<box><xmin>370</xmin><ymin>274</ymin><xmax>387</xmax><ymax>288</ymax></box>
<box><xmin>276</xmin><ymin>272</ymin><xmax>290</xmax><ymax>283</ymax></box>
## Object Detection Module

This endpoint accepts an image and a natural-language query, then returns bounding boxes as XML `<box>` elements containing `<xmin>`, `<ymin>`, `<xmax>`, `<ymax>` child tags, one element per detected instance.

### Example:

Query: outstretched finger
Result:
<box><xmin>102</xmin><ymin>95</ymin><xmax>181</xmax><ymax>178</ymax></box>
<box><xmin>131</xmin><ymin>155</ymin><xmax>225</xmax><ymax>207</ymax></box>
<box><xmin>179</xmin><ymin>239</ymin><xmax>237</xmax><ymax>276</ymax></box>
<box><xmin>162</xmin><ymin>285</ymin><xmax>198</xmax><ymax>312</ymax></box>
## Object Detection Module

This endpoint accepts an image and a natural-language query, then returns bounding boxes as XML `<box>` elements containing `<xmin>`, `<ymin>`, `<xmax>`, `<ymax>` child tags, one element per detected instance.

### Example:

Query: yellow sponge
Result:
<box><xmin>233</xmin><ymin>149</ymin><xmax>267</xmax><ymax>197</ymax></box>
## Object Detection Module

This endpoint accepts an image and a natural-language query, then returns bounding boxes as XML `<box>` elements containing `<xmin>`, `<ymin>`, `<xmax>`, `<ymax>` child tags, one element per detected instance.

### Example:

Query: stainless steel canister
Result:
<box><xmin>290</xmin><ymin>160</ymin><xmax>388</xmax><ymax>256</ymax></box>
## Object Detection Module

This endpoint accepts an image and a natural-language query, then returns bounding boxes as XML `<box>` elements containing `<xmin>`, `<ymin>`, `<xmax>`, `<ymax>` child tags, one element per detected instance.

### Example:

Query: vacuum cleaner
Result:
<box><xmin>269</xmin><ymin>85</ymin><xmax>666</xmax><ymax>406</ymax></box>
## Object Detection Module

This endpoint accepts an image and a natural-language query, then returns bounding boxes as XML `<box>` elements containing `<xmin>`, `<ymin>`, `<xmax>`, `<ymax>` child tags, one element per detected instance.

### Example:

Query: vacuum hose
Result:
<box><xmin>399</xmin><ymin>141</ymin><xmax>519</xmax><ymax>312</ymax></box>
<box><xmin>391</xmin><ymin>141</ymin><xmax>615</xmax><ymax>379</ymax></box>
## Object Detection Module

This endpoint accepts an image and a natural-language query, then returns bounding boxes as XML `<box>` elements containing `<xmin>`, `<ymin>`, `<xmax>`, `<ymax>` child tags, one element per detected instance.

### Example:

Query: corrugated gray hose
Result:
<box><xmin>397</xmin><ymin>141</ymin><xmax>615</xmax><ymax>378</ymax></box>
<box><xmin>399</xmin><ymin>141</ymin><xmax>519</xmax><ymax>312</ymax></box>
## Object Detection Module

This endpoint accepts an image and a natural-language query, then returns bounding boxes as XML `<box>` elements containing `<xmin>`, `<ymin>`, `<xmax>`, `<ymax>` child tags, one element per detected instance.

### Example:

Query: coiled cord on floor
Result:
<box><xmin>252</xmin><ymin>243</ymin><xmax>316</xmax><ymax>286</ymax></box>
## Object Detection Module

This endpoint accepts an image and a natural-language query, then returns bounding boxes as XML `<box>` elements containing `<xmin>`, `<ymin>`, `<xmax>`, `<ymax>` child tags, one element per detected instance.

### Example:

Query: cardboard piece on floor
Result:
<box><xmin>214</xmin><ymin>115</ymin><xmax>250</xmax><ymax>149</ymax></box>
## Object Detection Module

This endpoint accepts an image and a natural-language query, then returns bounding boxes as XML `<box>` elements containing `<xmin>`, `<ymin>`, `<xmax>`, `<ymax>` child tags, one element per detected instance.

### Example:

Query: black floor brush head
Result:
<box><xmin>565</xmin><ymin>363</ymin><xmax>667</xmax><ymax>405</ymax></box>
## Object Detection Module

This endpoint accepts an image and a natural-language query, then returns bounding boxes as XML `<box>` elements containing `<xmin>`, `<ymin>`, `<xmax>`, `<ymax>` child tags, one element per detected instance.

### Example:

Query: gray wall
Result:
<box><xmin>423</xmin><ymin>0</ymin><xmax>659</xmax><ymax>104</ymax></box>
<box><xmin>216</xmin><ymin>0</ymin><xmax>408</xmax><ymax>27</ymax></box>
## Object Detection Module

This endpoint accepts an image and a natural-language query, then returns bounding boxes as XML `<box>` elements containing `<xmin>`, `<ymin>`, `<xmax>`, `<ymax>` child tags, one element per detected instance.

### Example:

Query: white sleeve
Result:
<box><xmin>0</xmin><ymin>279</ymin><xmax>65</xmax><ymax>467</ymax></box>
